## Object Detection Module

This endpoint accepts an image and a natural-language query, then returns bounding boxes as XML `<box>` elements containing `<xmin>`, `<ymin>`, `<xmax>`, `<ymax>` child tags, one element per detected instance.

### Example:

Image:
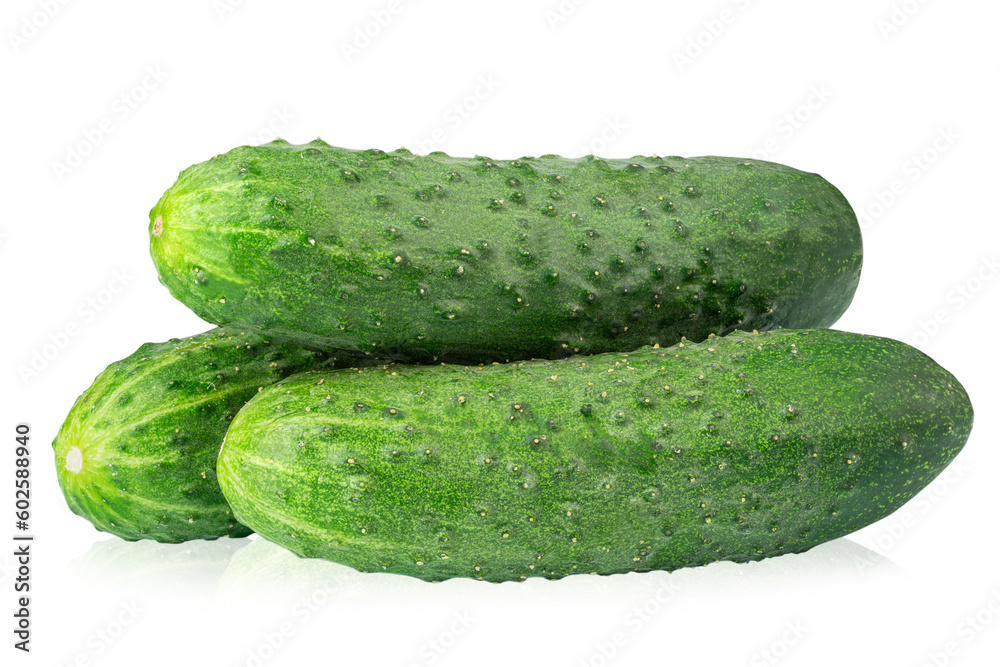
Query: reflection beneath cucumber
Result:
<box><xmin>216</xmin><ymin>536</ymin><xmax>900</xmax><ymax>604</ymax></box>
<box><xmin>70</xmin><ymin>534</ymin><xmax>899</xmax><ymax>603</ymax></box>
<box><xmin>217</xmin><ymin>535</ymin><xmax>364</xmax><ymax>605</ymax></box>
<box><xmin>70</xmin><ymin>536</ymin><xmax>251</xmax><ymax>596</ymax></box>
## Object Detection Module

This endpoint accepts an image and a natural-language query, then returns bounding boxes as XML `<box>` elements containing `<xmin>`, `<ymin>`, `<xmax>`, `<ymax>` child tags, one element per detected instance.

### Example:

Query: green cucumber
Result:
<box><xmin>52</xmin><ymin>327</ymin><xmax>368</xmax><ymax>543</ymax></box>
<box><xmin>217</xmin><ymin>329</ymin><xmax>972</xmax><ymax>582</ymax></box>
<box><xmin>150</xmin><ymin>140</ymin><xmax>862</xmax><ymax>363</ymax></box>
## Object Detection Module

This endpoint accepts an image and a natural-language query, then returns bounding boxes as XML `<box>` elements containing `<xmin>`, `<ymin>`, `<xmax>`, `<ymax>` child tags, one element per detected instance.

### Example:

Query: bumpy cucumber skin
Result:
<box><xmin>218</xmin><ymin>329</ymin><xmax>972</xmax><ymax>582</ymax></box>
<box><xmin>150</xmin><ymin>140</ymin><xmax>862</xmax><ymax>363</ymax></box>
<box><xmin>52</xmin><ymin>327</ymin><xmax>370</xmax><ymax>543</ymax></box>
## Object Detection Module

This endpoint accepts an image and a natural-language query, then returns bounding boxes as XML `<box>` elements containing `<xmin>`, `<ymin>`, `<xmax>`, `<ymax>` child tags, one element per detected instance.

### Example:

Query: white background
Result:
<box><xmin>2</xmin><ymin>1</ymin><xmax>998</xmax><ymax>665</ymax></box>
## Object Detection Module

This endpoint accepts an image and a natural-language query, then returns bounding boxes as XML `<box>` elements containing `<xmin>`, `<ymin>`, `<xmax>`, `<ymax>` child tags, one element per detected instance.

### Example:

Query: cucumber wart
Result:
<box><xmin>217</xmin><ymin>329</ymin><xmax>972</xmax><ymax>582</ymax></box>
<box><xmin>150</xmin><ymin>140</ymin><xmax>862</xmax><ymax>363</ymax></box>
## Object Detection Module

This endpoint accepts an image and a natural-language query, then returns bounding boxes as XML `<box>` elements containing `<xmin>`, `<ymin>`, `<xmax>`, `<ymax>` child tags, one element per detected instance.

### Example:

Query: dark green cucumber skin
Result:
<box><xmin>52</xmin><ymin>327</ymin><xmax>371</xmax><ymax>543</ymax></box>
<box><xmin>217</xmin><ymin>329</ymin><xmax>972</xmax><ymax>582</ymax></box>
<box><xmin>150</xmin><ymin>140</ymin><xmax>862</xmax><ymax>363</ymax></box>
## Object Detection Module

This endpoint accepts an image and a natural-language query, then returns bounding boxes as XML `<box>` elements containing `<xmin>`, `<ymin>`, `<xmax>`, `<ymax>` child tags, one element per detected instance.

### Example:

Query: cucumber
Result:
<box><xmin>52</xmin><ymin>327</ymin><xmax>368</xmax><ymax>543</ymax></box>
<box><xmin>150</xmin><ymin>140</ymin><xmax>862</xmax><ymax>363</ymax></box>
<box><xmin>217</xmin><ymin>329</ymin><xmax>972</xmax><ymax>582</ymax></box>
